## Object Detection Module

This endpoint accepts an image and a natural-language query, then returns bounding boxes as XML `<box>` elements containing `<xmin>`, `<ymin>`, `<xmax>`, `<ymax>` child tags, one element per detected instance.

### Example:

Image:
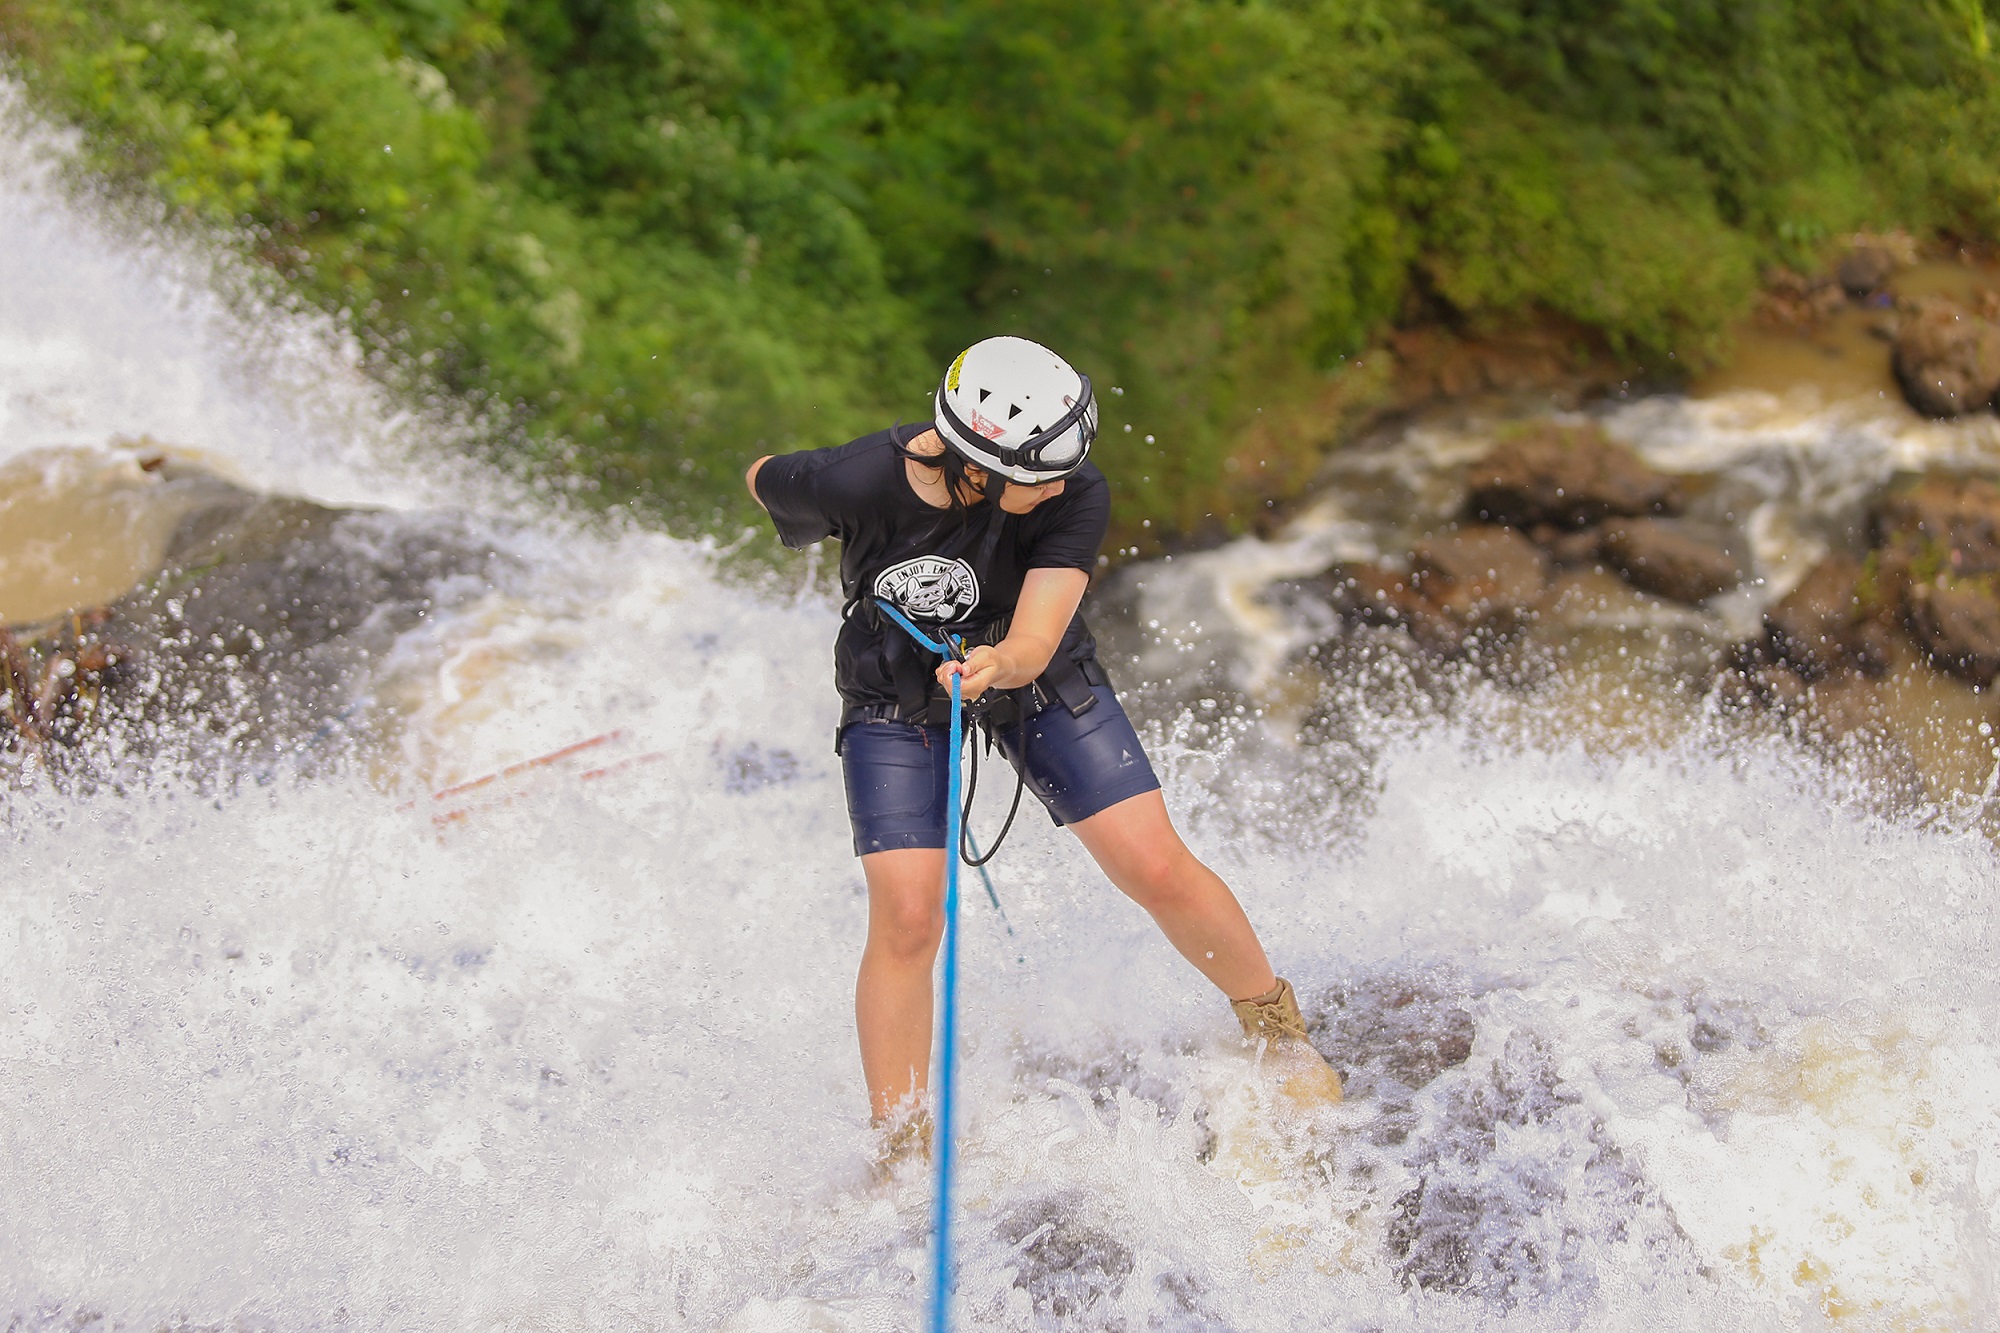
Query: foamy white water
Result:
<box><xmin>4</xmin><ymin>89</ymin><xmax>1999</xmax><ymax>1331</ymax></box>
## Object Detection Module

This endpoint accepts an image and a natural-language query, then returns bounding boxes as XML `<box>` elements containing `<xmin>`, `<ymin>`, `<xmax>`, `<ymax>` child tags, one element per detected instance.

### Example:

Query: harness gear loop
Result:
<box><xmin>958</xmin><ymin>736</ymin><xmax>1026</xmax><ymax>868</ymax></box>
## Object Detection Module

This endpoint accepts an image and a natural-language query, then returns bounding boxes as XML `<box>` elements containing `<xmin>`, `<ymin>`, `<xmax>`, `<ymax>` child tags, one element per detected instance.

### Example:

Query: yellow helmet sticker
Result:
<box><xmin>946</xmin><ymin>348</ymin><xmax>969</xmax><ymax>393</ymax></box>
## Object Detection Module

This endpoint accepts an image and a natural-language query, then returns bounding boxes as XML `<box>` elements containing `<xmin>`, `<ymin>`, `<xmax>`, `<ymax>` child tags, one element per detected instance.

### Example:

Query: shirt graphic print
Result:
<box><xmin>874</xmin><ymin>554</ymin><xmax>980</xmax><ymax>623</ymax></box>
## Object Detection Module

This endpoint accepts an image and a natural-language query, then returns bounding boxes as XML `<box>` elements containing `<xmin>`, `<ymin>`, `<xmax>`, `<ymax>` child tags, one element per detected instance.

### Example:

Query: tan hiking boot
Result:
<box><xmin>1230</xmin><ymin>977</ymin><xmax>1343</xmax><ymax>1108</ymax></box>
<box><xmin>869</xmin><ymin>1107</ymin><xmax>934</xmax><ymax>1183</ymax></box>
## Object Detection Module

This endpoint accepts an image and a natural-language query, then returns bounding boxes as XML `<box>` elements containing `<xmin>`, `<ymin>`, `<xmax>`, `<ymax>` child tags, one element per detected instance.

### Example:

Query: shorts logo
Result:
<box><xmin>876</xmin><ymin>555</ymin><xmax>980</xmax><ymax>623</ymax></box>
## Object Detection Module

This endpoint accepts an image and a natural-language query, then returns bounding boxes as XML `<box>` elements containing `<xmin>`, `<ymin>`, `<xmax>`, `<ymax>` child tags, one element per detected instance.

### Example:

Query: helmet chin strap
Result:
<box><xmin>972</xmin><ymin>482</ymin><xmax>1008</xmax><ymax>574</ymax></box>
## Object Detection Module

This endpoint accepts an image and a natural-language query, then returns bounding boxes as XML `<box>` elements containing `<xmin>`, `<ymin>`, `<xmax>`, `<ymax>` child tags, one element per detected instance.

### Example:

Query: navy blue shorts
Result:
<box><xmin>838</xmin><ymin>682</ymin><xmax>1162</xmax><ymax>856</ymax></box>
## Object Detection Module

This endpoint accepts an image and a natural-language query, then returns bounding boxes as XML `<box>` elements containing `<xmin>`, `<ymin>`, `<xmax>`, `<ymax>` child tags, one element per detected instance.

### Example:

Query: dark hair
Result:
<box><xmin>938</xmin><ymin>447</ymin><xmax>989</xmax><ymax>518</ymax></box>
<box><xmin>899</xmin><ymin>425</ymin><xmax>996</xmax><ymax>525</ymax></box>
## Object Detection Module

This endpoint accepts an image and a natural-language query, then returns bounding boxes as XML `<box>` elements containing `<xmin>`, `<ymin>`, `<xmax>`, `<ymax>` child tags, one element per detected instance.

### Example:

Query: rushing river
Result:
<box><xmin>4</xmin><ymin>93</ymin><xmax>2000</xmax><ymax>1332</ymax></box>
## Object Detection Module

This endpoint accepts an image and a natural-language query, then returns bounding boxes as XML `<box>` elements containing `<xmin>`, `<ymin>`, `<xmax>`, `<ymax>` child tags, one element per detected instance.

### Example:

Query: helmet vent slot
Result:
<box><xmin>977</xmin><ymin>388</ymin><xmax>991</xmax><ymax>402</ymax></box>
<box><xmin>1007</xmin><ymin>404</ymin><xmax>1023</xmax><ymax>419</ymax></box>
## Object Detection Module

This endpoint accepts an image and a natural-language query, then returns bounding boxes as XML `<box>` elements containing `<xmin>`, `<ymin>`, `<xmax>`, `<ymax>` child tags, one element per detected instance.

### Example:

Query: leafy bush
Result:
<box><xmin>4</xmin><ymin>0</ymin><xmax>1997</xmax><ymax>536</ymax></box>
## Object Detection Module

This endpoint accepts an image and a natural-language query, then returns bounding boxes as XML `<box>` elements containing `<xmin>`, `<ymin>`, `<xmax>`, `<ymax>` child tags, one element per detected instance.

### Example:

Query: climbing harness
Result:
<box><xmin>870</xmin><ymin>598</ymin><xmax>1032</xmax><ymax>868</ymax></box>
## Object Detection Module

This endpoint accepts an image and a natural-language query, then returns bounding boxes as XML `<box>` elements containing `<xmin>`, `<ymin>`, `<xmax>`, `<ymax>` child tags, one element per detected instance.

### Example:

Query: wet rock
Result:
<box><xmin>1322</xmin><ymin>527</ymin><xmax>1548</xmax><ymax>659</ymax></box>
<box><xmin>1868</xmin><ymin>473</ymin><xmax>2000</xmax><ymax>683</ymax></box>
<box><xmin>1309</xmin><ymin>968</ymin><xmax>1479</xmax><ymax>1140</ymax></box>
<box><xmin>1597</xmin><ymin>518</ymin><xmax>1742</xmax><ymax>603</ymax></box>
<box><xmin>993</xmin><ymin>1188</ymin><xmax>1133</xmax><ymax>1320</ymax></box>
<box><xmin>1836</xmin><ymin>243</ymin><xmax>1902</xmax><ymax>299</ymax></box>
<box><xmin>1466</xmin><ymin>422</ymin><xmax>1681</xmax><ymax>529</ymax></box>
<box><xmin>1385</xmin><ymin>1028</ymin><xmax>1682</xmax><ymax>1302</ymax></box>
<box><xmin>1716</xmin><ymin>661</ymin><xmax>1813</xmax><ymax>715</ymax></box>
<box><xmin>1710</xmin><ymin>655</ymin><xmax>1932</xmax><ymax>810</ymax></box>
<box><xmin>1872</xmin><ymin>472</ymin><xmax>2000</xmax><ymax>576</ymax></box>
<box><xmin>1758</xmin><ymin>268</ymin><xmax>1847</xmax><ymax>327</ymax></box>
<box><xmin>1410</xmin><ymin>525</ymin><xmax>1549</xmax><ymax>629</ymax></box>
<box><xmin>1525</xmin><ymin>523</ymin><xmax>1604</xmax><ymax>568</ymax></box>
<box><xmin>8</xmin><ymin>475</ymin><xmax>518</xmax><ymax>772</ymax></box>
<box><xmin>1904</xmin><ymin>578</ymin><xmax>2000</xmax><ymax>685</ymax></box>
<box><xmin>1891</xmin><ymin>297</ymin><xmax>2000</xmax><ymax>417</ymax></box>
<box><xmin>1764</xmin><ymin>556</ymin><xmax>1897</xmax><ymax>678</ymax></box>
<box><xmin>1323</xmin><ymin>563</ymin><xmax>1464</xmax><ymax>656</ymax></box>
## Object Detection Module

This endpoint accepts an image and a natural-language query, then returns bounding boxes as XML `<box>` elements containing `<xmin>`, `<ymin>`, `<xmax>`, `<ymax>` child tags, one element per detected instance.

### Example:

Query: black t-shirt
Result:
<box><xmin>755</xmin><ymin>424</ymin><xmax>1111</xmax><ymax>709</ymax></box>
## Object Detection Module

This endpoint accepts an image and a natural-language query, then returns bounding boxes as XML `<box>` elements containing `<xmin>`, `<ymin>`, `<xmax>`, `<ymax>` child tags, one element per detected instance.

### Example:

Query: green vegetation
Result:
<box><xmin>4</xmin><ymin>0</ymin><xmax>1998</xmax><ymax>536</ymax></box>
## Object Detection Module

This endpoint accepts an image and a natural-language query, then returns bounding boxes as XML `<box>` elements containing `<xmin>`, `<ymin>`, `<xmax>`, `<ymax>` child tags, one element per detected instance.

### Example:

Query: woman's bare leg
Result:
<box><xmin>855</xmin><ymin>846</ymin><xmax>948</xmax><ymax>1121</ymax></box>
<box><xmin>1066</xmin><ymin>790</ymin><xmax>1277</xmax><ymax>1001</ymax></box>
<box><xmin>1071</xmin><ymin>791</ymin><xmax>1341</xmax><ymax>1105</ymax></box>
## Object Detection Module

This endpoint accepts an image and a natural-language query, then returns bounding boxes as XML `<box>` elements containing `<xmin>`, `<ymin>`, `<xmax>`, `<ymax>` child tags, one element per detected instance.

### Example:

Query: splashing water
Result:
<box><xmin>4</xmin><ymin>90</ymin><xmax>1999</xmax><ymax>1331</ymax></box>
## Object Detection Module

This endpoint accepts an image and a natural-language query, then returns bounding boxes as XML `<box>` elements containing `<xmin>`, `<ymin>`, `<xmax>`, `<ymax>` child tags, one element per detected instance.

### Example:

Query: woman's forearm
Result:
<box><xmin>986</xmin><ymin>632</ymin><xmax>1062</xmax><ymax>690</ymax></box>
<box><xmin>935</xmin><ymin>567</ymin><xmax>1089</xmax><ymax>700</ymax></box>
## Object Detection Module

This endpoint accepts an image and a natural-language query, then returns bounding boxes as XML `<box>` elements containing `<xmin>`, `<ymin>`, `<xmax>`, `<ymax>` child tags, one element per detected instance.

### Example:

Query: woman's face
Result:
<box><xmin>965</xmin><ymin>463</ymin><xmax>1067</xmax><ymax>514</ymax></box>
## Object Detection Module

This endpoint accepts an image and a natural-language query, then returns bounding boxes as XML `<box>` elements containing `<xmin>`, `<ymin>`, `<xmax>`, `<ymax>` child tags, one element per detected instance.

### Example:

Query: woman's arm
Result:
<box><xmin>938</xmin><ymin>566</ymin><xmax>1090</xmax><ymax>700</ymax></box>
<box><xmin>745</xmin><ymin>455</ymin><xmax>773</xmax><ymax>510</ymax></box>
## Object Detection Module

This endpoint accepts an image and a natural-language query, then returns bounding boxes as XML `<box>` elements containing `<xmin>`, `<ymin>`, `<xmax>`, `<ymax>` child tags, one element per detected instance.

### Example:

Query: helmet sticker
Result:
<box><xmin>946</xmin><ymin>348</ymin><xmax>969</xmax><ymax>394</ymax></box>
<box><xmin>875</xmin><ymin>555</ymin><xmax>981</xmax><ymax>623</ymax></box>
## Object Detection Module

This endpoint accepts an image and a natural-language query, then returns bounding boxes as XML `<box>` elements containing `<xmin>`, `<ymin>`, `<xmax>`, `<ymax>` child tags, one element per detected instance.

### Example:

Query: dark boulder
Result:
<box><xmin>1466</xmin><ymin>423</ymin><xmax>1681</xmax><ymax>529</ymax></box>
<box><xmin>1866</xmin><ymin>473</ymin><xmax>2000</xmax><ymax>683</ymax></box>
<box><xmin>1836</xmin><ymin>244</ymin><xmax>1901</xmax><ymax>299</ymax></box>
<box><xmin>1759</xmin><ymin>268</ymin><xmax>1847</xmax><ymax>327</ymax></box>
<box><xmin>1323</xmin><ymin>564</ymin><xmax>1464</xmax><ymax>656</ymax></box>
<box><xmin>1891</xmin><ymin>298</ymin><xmax>2000</xmax><ymax>417</ymax></box>
<box><xmin>1872</xmin><ymin>472</ymin><xmax>2000</xmax><ymax>576</ymax></box>
<box><xmin>1596</xmin><ymin>518</ymin><xmax>1743</xmax><ymax>603</ymax></box>
<box><xmin>1322</xmin><ymin>524</ymin><xmax>1551</xmax><ymax>659</ymax></box>
<box><xmin>1410</xmin><ymin>525</ymin><xmax>1549</xmax><ymax>629</ymax></box>
<box><xmin>1904</xmin><ymin>578</ymin><xmax>2000</xmax><ymax>685</ymax></box>
<box><xmin>1763</xmin><ymin>556</ymin><xmax>1897</xmax><ymax>678</ymax></box>
<box><xmin>1524</xmin><ymin>523</ymin><xmax>1603</xmax><ymax>568</ymax></box>
<box><xmin>1716</xmin><ymin>662</ymin><xmax>1812</xmax><ymax>716</ymax></box>
<box><xmin>1</xmin><ymin>470</ymin><xmax>517</xmax><ymax>772</ymax></box>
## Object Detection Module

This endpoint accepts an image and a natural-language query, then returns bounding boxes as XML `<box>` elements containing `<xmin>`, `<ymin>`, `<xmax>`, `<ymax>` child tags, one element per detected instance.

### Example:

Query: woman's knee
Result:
<box><xmin>863</xmin><ymin>854</ymin><xmax>946</xmax><ymax>959</ymax></box>
<box><xmin>872</xmin><ymin>894</ymin><xmax>944</xmax><ymax>956</ymax></box>
<box><xmin>1108</xmin><ymin>840</ymin><xmax>1201</xmax><ymax>911</ymax></box>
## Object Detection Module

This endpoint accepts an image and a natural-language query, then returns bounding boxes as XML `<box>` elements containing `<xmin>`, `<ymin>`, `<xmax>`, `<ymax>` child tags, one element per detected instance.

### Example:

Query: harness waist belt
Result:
<box><xmin>833</xmin><ymin>654</ymin><xmax>1108</xmax><ymax>752</ymax></box>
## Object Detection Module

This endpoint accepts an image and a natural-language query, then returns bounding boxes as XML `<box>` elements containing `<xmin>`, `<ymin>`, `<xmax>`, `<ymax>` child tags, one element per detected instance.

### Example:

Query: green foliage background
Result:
<box><xmin>4</xmin><ymin>0</ymin><xmax>1998</xmax><ymax>534</ymax></box>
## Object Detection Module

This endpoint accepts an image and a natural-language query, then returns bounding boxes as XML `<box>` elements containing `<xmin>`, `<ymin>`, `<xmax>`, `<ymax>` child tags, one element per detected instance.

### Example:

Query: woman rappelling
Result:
<box><xmin>745</xmin><ymin>336</ymin><xmax>1341</xmax><ymax>1166</ymax></box>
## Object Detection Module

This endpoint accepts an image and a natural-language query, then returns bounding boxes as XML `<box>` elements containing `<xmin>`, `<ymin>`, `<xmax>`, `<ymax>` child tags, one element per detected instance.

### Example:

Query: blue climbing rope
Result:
<box><xmin>872</xmin><ymin>598</ymin><xmax>965</xmax><ymax>1333</ymax></box>
<box><xmin>933</xmin><ymin>663</ymin><xmax>963</xmax><ymax>1333</ymax></box>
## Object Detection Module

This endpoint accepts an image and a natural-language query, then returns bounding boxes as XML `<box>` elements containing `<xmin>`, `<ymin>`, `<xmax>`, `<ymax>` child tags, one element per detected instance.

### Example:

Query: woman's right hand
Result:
<box><xmin>937</xmin><ymin>645</ymin><xmax>1007</xmax><ymax>702</ymax></box>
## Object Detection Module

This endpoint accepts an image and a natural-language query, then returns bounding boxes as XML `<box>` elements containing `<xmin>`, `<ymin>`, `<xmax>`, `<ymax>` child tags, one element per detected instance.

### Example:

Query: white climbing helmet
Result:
<box><xmin>932</xmin><ymin>336</ymin><xmax>1097</xmax><ymax>484</ymax></box>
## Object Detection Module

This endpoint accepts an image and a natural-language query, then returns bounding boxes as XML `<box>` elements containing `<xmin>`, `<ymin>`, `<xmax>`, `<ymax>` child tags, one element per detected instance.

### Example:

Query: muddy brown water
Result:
<box><xmin>1693</xmin><ymin>260</ymin><xmax>2000</xmax><ymax>815</ymax></box>
<box><xmin>0</xmin><ymin>444</ymin><xmax>225</xmax><ymax>623</ymax></box>
<box><xmin>1691</xmin><ymin>260</ymin><xmax>2000</xmax><ymax>405</ymax></box>
<box><xmin>1106</xmin><ymin>259</ymin><xmax>2000</xmax><ymax>842</ymax></box>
